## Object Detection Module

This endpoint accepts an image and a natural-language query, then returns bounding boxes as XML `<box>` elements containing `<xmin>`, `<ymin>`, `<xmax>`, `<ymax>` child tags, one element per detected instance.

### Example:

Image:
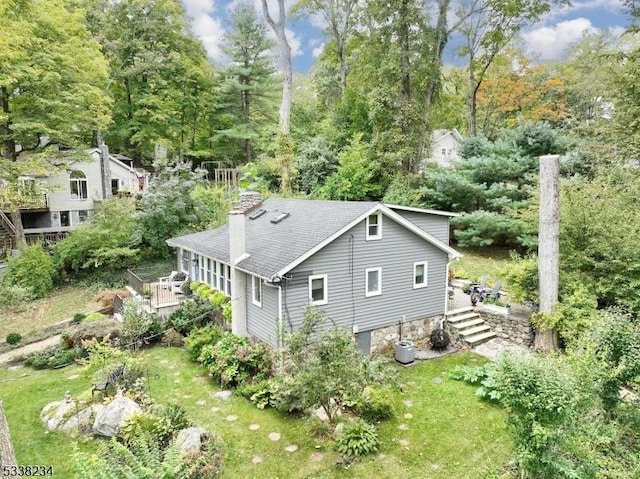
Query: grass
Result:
<box><xmin>0</xmin><ymin>347</ymin><xmax>511</xmax><ymax>478</ymax></box>
<box><xmin>0</xmin><ymin>284</ymin><xmax>101</xmax><ymax>340</ymax></box>
<box><xmin>451</xmin><ymin>246</ymin><xmax>514</xmax><ymax>286</ymax></box>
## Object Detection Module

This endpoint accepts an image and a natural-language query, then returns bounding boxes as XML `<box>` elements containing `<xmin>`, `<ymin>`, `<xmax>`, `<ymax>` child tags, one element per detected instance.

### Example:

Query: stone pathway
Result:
<box><xmin>284</xmin><ymin>444</ymin><xmax>298</xmax><ymax>452</ymax></box>
<box><xmin>225</xmin><ymin>414</ymin><xmax>238</xmax><ymax>422</ymax></box>
<box><xmin>249</xmin><ymin>424</ymin><xmax>260</xmax><ymax>430</ymax></box>
<box><xmin>268</xmin><ymin>432</ymin><xmax>281</xmax><ymax>441</ymax></box>
<box><xmin>473</xmin><ymin>337</ymin><xmax>529</xmax><ymax>361</ymax></box>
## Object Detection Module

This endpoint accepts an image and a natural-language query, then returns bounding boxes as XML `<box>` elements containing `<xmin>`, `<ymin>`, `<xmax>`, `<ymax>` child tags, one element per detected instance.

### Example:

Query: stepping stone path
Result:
<box><xmin>284</xmin><ymin>445</ymin><xmax>298</xmax><ymax>453</ymax></box>
<box><xmin>160</xmin><ymin>360</ymin><xmax>169</xmax><ymax>364</ymax></box>
<box><xmin>398</xmin><ymin>439</ymin><xmax>410</xmax><ymax>447</ymax></box>
<box><xmin>249</xmin><ymin>424</ymin><xmax>260</xmax><ymax>431</ymax></box>
<box><xmin>67</xmin><ymin>374</ymin><xmax>79</xmax><ymax>380</ymax></box>
<box><xmin>195</xmin><ymin>400</ymin><xmax>206</xmax><ymax>406</ymax></box>
<box><xmin>213</xmin><ymin>390</ymin><xmax>233</xmax><ymax>401</ymax></box>
<box><xmin>404</xmin><ymin>413</ymin><xmax>413</xmax><ymax>420</ymax></box>
<box><xmin>252</xmin><ymin>456</ymin><xmax>263</xmax><ymax>464</ymax></box>
<box><xmin>211</xmin><ymin>407</ymin><xmax>220</xmax><ymax>413</ymax></box>
<box><xmin>183</xmin><ymin>395</ymin><xmax>192</xmax><ymax>399</ymax></box>
<box><xmin>268</xmin><ymin>432</ymin><xmax>281</xmax><ymax>441</ymax></box>
<box><xmin>398</xmin><ymin>423</ymin><xmax>409</xmax><ymax>430</ymax></box>
<box><xmin>310</xmin><ymin>452</ymin><xmax>323</xmax><ymax>462</ymax></box>
<box><xmin>404</xmin><ymin>400</ymin><xmax>413</xmax><ymax>408</ymax></box>
<box><xmin>225</xmin><ymin>415</ymin><xmax>238</xmax><ymax>422</ymax></box>
<box><xmin>174</xmin><ymin>379</ymin><xmax>181</xmax><ymax>384</ymax></box>
<box><xmin>432</xmin><ymin>376</ymin><xmax>442</xmax><ymax>384</ymax></box>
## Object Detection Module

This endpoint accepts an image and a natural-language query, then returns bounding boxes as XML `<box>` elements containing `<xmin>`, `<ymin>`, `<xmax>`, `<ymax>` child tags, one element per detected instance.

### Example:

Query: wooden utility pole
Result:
<box><xmin>535</xmin><ymin>154</ymin><xmax>560</xmax><ymax>351</ymax></box>
<box><xmin>0</xmin><ymin>400</ymin><xmax>17</xmax><ymax>477</ymax></box>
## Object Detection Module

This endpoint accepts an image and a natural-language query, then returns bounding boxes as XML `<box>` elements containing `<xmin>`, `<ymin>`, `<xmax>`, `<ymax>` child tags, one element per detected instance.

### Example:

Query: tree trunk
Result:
<box><xmin>0</xmin><ymin>400</ymin><xmax>17</xmax><ymax>476</ymax></box>
<box><xmin>535</xmin><ymin>154</ymin><xmax>560</xmax><ymax>352</ymax></box>
<box><xmin>9</xmin><ymin>209</ymin><xmax>25</xmax><ymax>248</ymax></box>
<box><xmin>0</xmin><ymin>87</ymin><xmax>17</xmax><ymax>160</ymax></box>
<box><xmin>261</xmin><ymin>0</ymin><xmax>292</xmax><ymax>135</ymax></box>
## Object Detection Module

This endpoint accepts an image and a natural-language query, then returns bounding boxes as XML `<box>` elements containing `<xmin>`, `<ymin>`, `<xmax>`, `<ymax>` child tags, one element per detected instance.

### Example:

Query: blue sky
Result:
<box><xmin>181</xmin><ymin>0</ymin><xmax>634</xmax><ymax>73</ymax></box>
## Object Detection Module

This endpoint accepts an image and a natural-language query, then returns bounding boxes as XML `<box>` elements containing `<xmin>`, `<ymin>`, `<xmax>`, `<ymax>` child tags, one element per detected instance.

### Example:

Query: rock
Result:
<box><xmin>252</xmin><ymin>456</ymin><xmax>263</xmax><ymax>464</ymax></box>
<box><xmin>175</xmin><ymin>427</ymin><xmax>209</xmax><ymax>452</ymax></box>
<box><xmin>249</xmin><ymin>424</ymin><xmax>260</xmax><ymax>430</ymax></box>
<box><xmin>268</xmin><ymin>432</ymin><xmax>281</xmax><ymax>441</ymax></box>
<box><xmin>284</xmin><ymin>444</ymin><xmax>298</xmax><ymax>452</ymax></box>
<box><xmin>213</xmin><ymin>390</ymin><xmax>233</xmax><ymax>401</ymax></box>
<box><xmin>313</xmin><ymin>406</ymin><xmax>329</xmax><ymax>422</ymax></box>
<box><xmin>92</xmin><ymin>396</ymin><xmax>142</xmax><ymax>437</ymax></box>
<box><xmin>333</xmin><ymin>423</ymin><xmax>344</xmax><ymax>439</ymax></box>
<box><xmin>225</xmin><ymin>414</ymin><xmax>238</xmax><ymax>422</ymax></box>
<box><xmin>432</xmin><ymin>376</ymin><xmax>442</xmax><ymax>384</ymax></box>
<box><xmin>60</xmin><ymin>405</ymin><xmax>104</xmax><ymax>436</ymax></box>
<box><xmin>40</xmin><ymin>400</ymin><xmax>77</xmax><ymax>431</ymax></box>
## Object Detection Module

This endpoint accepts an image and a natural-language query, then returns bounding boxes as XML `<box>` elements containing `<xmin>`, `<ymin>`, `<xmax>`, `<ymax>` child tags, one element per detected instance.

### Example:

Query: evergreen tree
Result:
<box><xmin>214</xmin><ymin>4</ymin><xmax>277</xmax><ymax>165</ymax></box>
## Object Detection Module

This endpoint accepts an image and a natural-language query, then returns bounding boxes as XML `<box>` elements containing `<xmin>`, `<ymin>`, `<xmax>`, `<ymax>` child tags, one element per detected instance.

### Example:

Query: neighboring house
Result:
<box><xmin>0</xmin><ymin>145</ymin><xmax>148</xmax><ymax>243</ymax></box>
<box><xmin>427</xmin><ymin>129</ymin><xmax>463</xmax><ymax>168</ymax></box>
<box><xmin>167</xmin><ymin>193</ymin><xmax>460</xmax><ymax>354</ymax></box>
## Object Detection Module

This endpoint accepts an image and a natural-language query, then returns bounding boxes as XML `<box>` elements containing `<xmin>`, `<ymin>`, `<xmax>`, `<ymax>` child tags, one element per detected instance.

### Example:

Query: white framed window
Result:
<box><xmin>366</xmin><ymin>212</ymin><xmax>382</xmax><ymax>240</ymax></box>
<box><xmin>308</xmin><ymin>274</ymin><xmax>328</xmax><ymax>305</ymax></box>
<box><xmin>252</xmin><ymin>275</ymin><xmax>262</xmax><ymax>307</ymax></box>
<box><xmin>181</xmin><ymin>249</ymin><xmax>190</xmax><ymax>273</ymax></box>
<box><xmin>226</xmin><ymin>265</ymin><xmax>232</xmax><ymax>296</ymax></box>
<box><xmin>78</xmin><ymin>210</ymin><xmax>90</xmax><ymax>223</ymax></box>
<box><xmin>205</xmin><ymin>258</ymin><xmax>212</xmax><ymax>286</ymax></box>
<box><xmin>365</xmin><ymin>267</ymin><xmax>382</xmax><ymax>297</ymax></box>
<box><xmin>212</xmin><ymin>260</ymin><xmax>220</xmax><ymax>289</ymax></box>
<box><xmin>69</xmin><ymin>170</ymin><xmax>88</xmax><ymax>200</ymax></box>
<box><xmin>441</xmin><ymin>147</ymin><xmax>447</xmax><ymax>156</ymax></box>
<box><xmin>413</xmin><ymin>261</ymin><xmax>428</xmax><ymax>289</ymax></box>
<box><xmin>218</xmin><ymin>262</ymin><xmax>225</xmax><ymax>291</ymax></box>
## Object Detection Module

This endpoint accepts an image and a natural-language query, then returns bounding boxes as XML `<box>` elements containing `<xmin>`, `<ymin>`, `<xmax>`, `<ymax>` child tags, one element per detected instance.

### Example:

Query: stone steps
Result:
<box><xmin>445</xmin><ymin>307</ymin><xmax>495</xmax><ymax>348</ymax></box>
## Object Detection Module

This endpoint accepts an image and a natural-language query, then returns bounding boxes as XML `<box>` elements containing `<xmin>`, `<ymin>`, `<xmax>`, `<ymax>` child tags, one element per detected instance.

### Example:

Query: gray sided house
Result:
<box><xmin>166</xmin><ymin>195</ymin><xmax>460</xmax><ymax>354</ymax></box>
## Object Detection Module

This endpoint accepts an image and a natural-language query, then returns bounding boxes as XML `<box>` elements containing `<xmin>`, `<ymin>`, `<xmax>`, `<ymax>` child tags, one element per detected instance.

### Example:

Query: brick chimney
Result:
<box><xmin>229</xmin><ymin>191</ymin><xmax>262</xmax><ymax>336</ymax></box>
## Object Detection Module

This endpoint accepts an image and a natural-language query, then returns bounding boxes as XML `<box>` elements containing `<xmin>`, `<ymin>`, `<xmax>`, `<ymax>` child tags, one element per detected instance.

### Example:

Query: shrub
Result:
<box><xmin>167</xmin><ymin>299</ymin><xmax>216</xmax><ymax>334</ymax></box>
<box><xmin>71</xmin><ymin>318</ymin><xmax>121</xmax><ymax>349</ymax></box>
<box><xmin>335</xmin><ymin>418</ymin><xmax>380</xmax><ymax>457</ymax></box>
<box><xmin>85</xmin><ymin>312</ymin><xmax>107</xmax><ymax>321</ymax></box>
<box><xmin>5</xmin><ymin>333</ymin><xmax>22</xmax><ymax>346</ymax></box>
<box><xmin>73</xmin><ymin>312</ymin><xmax>87</xmax><ymax>324</ymax></box>
<box><xmin>121</xmin><ymin>298</ymin><xmax>154</xmax><ymax>349</ymax></box>
<box><xmin>184</xmin><ymin>325</ymin><xmax>224</xmax><ymax>362</ymax></box>
<box><xmin>198</xmin><ymin>332</ymin><xmax>273</xmax><ymax>387</ymax></box>
<box><xmin>24</xmin><ymin>346</ymin><xmax>77</xmax><ymax>369</ymax></box>
<box><xmin>4</xmin><ymin>244</ymin><xmax>56</xmax><ymax>298</ymax></box>
<box><xmin>305</xmin><ymin>415</ymin><xmax>331</xmax><ymax>439</ymax></box>
<box><xmin>161</xmin><ymin>328</ymin><xmax>184</xmax><ymax>348</ymax></box>
<box><xmin>356</xmin><ymin>386</ymin><xmax>395</xmax><ymax>423</ymax></box>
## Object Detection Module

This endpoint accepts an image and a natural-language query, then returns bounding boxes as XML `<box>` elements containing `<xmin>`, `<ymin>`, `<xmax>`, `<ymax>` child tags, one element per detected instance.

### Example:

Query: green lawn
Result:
<box><xmin>451</xmin><ymin>246</ymin><xmax>514</xmax><ymax>286</ymax></box>
<box><xmin>0</xmin><ymin>348</ymin><xmax>511</xmax><ymax>478</ymax></box>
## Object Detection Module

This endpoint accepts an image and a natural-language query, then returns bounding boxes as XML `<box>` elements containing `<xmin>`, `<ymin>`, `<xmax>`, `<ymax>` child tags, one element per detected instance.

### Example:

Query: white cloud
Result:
<box><xmin>181</xmin><ymin>0</ymin><xmax>226</xmax><ymax>60</ymax></box>
<box><xmin>522</xmin><ymin>18</ymin><xmax>598</xmax><ymax>60</ymax></box>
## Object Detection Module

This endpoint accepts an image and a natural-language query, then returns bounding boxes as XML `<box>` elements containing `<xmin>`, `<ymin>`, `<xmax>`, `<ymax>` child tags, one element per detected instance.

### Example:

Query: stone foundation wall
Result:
<box><xmin>479</xmin><ymin>310</ymin><xmax>534</xmax><ymax>346</ymax></box>
<box><xmin>370</xmin><ymin>315</ymin><xmax>443</xmax><ymax>355</ymax></box>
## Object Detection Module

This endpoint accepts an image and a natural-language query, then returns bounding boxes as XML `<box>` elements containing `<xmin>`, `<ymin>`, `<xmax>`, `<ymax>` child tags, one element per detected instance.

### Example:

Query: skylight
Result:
<box><xmin>270</xmin><ymin>212</ymin><xmax>290</xmax><ymax>224</ymax></box>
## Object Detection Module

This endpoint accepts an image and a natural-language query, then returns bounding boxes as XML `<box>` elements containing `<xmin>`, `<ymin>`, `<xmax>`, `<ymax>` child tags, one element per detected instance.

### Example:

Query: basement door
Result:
<box><xmin>355</xmin><ymin>331</ymin><xmax>371</xmax><ymax>355</ymax></box>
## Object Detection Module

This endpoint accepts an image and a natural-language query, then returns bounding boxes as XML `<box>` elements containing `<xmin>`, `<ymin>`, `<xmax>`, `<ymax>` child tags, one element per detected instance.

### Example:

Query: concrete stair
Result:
<box><xmin>445</xmin><ymin>306</ymin><xmax>496</xmax><ymax>347</ymax></box>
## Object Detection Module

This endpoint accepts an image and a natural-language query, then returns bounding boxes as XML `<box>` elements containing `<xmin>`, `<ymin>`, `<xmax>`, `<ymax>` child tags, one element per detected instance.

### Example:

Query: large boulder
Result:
<box><xmin>175</xmin><ymin>427</ymin><xmax>209</xmax><ymax>452</ymax></box>
<box><xmin>40</xmin><ymin>399</ymin><xmax>76</xmax><ymax>431</ymax></box>
<box><xmin>92</xmin><ymin>395</ymin><xmax>142</xmax><ymax>437</ymax></box>
<box><xmin>60</xmin><ymin>404</ymin><xmax>104</xmax><ymax>436</ymax></box>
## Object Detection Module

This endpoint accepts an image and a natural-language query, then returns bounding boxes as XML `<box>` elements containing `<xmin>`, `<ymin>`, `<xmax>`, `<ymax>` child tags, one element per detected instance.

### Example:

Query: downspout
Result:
<box><xmin>442</xmin><ymin>255</ymin><xmax>459</xmax><ymax>329</ymax></box>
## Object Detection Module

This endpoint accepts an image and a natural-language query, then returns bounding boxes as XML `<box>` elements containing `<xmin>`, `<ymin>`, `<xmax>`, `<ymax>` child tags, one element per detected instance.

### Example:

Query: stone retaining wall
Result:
<box><xmin>479</xmin><ymin>310</ymin><xmax>534</xmax><ymax>346</ymax></box>
<box><xmin>370</xmin><ymin>315</ymin><xmax>443</xmax><ymax>355</ymax></box>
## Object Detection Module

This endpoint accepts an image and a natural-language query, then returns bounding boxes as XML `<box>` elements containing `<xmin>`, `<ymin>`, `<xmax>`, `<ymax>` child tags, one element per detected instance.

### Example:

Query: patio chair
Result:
<box><xmin>486</xmin><ymin>280</ymin><xmax>502</xmax><ymax>300</ymax></box>
<box><xmin>159</xmin><ymin>271</ymin><xmax>179</xmax><ymax>285</ymax></box>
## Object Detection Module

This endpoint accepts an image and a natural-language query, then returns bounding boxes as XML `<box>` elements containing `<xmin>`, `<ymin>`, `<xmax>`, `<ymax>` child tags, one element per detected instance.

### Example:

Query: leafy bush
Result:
<box><xmin>54</xmin><ymin>198</ymin><xmax>139</xmax><ymax>273</ymax></box>
<box><xmin>93</xmin><ymin>288</ymin><xmax>130</xmax><ymax>313</ymax></box>
<box><xmin>121</xmin><ymin>298</ymin><xmax>154</xmax><ymax>349</ymax></box>
<box><xmin>305</xmin><ymin>415</ymin><xmax>331</xmax><ymax>439</ymax></box>
<box><xmin>184</xmin><ymin>325</ymin><xmax>225</xmax><ymax>362</ymax></box>
<box><xmin>167</xmin><ymin>299</ymin><xmax>216</xmax><ymax>334</ymax></box>
<box><xmin>70</xmin><ymin>318</ymin><xmax>121</xmax><ymax>348</ymax></box>
<box><xmin>449</xmin><ymin>362</ymin><xmax>501</xmax><ymax>401</ymax></box>
<box><xmin>4</xmin><ymin>244</ymin><xmax>56</xmax><ymax>298</ymax></box>
<box><xmin>5</xmin><ymin>333</ymin><xmax>22</xmax><ymax>346</ymax></box>
<box><xmin>24</xmin><ymin>345</ymin><xmax>77</xmax><ymax>369</ymax></box>
<box><xmin>161</xmin><ymin>328</ymin><xmax>184</xmax><ymax>347</ymax></box>
<box><xmin>335</xmin><ymin>419</ymin><xmax>380</xmax><ymax>457</ymax></box>
<box><xmin>198</xmin><ymin>332</ymin><xmax>273</xmax><ymax>387</ymax></box>
<box><xmin>120</xmin><ymin>404</ymin><xmax>190</xmax><ymax>448</ymax></box>
<box><xmin>72</xmin><ymin>312</ymin><xmax>87</xmax><ymax>324</ymax></box>
<box><xmin>356</xmin><ymin>387</ymin><xmax>395</xmax><ymax>423</ymax></box>
<box><xmin>85</xmin><ymin>311</ymin><xmax>108</xmax><ymax>321</ymax></box>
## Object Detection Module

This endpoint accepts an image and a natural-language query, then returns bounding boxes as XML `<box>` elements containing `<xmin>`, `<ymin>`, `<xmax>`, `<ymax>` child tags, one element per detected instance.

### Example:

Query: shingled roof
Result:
<box><xmin>166</xmin><ymin>197</ymin><xmax>458</xmax><ymax>280</ymax></box>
